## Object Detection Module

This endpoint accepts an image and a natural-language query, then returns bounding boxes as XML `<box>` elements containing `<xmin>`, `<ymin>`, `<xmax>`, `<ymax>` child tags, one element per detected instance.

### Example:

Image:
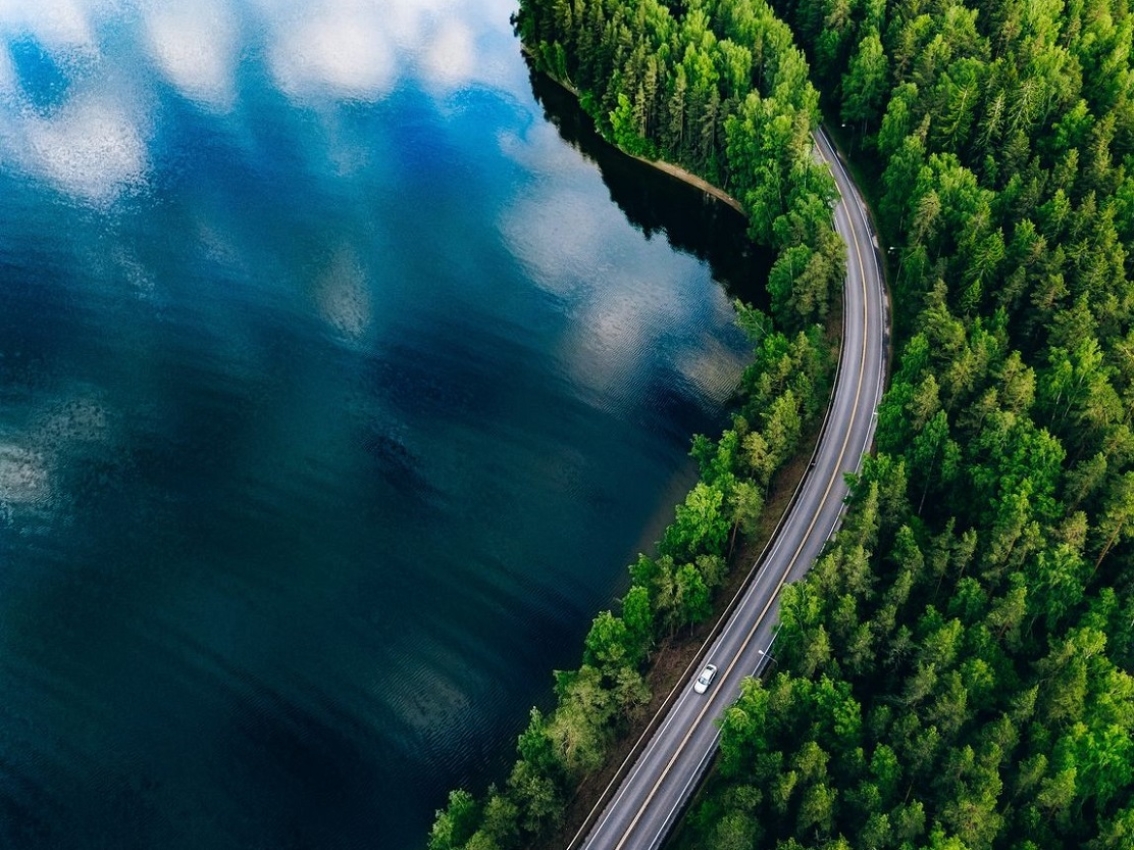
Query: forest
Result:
<box><xmin>430</xmin><ymin>2</ymin><xmax>845</xmax><ymax>848</ymax></box>
<box><xmin>432</xmin><ymin>0</ymin><xmax>1134</xmax><ymax>849</ymax></box>
<box><xmin>682</xmin><ymin>0</ymin><xmax>1134</xmax><ymax>847</ymax></box>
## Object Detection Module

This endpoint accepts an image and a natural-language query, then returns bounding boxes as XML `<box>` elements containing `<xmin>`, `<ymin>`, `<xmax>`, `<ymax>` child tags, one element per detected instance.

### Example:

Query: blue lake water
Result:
<box><xmin>0</xmin><ymin>2</ymin><xmax>766</xmax><ymax>848</ymax></box>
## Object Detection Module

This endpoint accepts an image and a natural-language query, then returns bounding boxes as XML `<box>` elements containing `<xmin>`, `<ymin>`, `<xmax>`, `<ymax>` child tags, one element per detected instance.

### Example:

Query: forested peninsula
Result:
<box><xmin>431</xmin><ymin>1</ymin><xmax>1134</xmax><ymax>849</ymax></box>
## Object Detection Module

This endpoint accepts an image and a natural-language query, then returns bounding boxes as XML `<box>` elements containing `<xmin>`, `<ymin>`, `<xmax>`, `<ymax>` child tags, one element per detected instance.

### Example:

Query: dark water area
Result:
<box><xmin>528</xmin><ymin>70</ymin><xmax>773</xmax><ymax>309</ymax></box>
<box><xmin>0</xmin><ymin>3</ymin><xmax>769</xmax><ymax>849</ymax></box>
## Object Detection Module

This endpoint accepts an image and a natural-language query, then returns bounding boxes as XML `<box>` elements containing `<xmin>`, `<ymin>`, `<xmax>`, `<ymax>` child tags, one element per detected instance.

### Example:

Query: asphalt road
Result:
<box><xmin>571</xmin><ymin>126</ymin><xmax>889</xmax><ymax>850</ymax></box>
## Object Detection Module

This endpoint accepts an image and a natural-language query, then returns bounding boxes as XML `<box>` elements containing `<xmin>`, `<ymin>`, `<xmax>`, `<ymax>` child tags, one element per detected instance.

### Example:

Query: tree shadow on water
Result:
<box><xmin>527</xmin><ymin>65</ymin><xmax>773</xmax><ymax>310</ymax></box>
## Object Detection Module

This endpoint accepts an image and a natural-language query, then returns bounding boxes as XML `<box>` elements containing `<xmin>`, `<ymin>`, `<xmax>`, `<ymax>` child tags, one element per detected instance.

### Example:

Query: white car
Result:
<box><xmin>693</xmin><ymin>663</ymin><xmax>718</xmax><ymax>694</ymax></box>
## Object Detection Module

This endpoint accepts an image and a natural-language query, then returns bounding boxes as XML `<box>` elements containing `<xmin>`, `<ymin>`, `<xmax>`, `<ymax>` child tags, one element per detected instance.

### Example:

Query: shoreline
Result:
<box><xmin>626</xmin><ymin>153</ymin><xmax>746</xmax><ymax>214</ymax></box>
<box><xmin>533</xmin><ymin>62</ymin><xmax>747</xmax><ymax>215</ymax></box>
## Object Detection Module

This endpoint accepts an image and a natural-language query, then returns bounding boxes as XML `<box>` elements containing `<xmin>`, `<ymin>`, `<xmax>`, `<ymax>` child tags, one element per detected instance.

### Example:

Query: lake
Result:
<box><xmin>0</xmin><ymin>2</ymin><xmax>766</xmax><ymax>847</ymax></box>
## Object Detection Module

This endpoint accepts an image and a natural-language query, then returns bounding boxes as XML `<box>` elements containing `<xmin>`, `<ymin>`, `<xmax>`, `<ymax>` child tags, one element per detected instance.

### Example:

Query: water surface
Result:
<box><xmin>0</xmin><ymin>2</ymin><xmax>765</xmax><ymax>847</ymax></box>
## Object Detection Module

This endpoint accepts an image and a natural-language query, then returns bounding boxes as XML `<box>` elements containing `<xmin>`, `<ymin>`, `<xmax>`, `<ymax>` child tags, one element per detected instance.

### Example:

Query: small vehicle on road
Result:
<box><xmin>693</xmin><ymin>663</ymin><xmax>717</xmax><ymax>694</ymax></box>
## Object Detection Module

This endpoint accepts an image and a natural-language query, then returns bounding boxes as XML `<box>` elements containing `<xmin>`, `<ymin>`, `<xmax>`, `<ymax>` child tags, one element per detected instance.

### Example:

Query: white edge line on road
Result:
<box><xmin>583</xmin><ymin>124</ymin><xmax>887</xmax><ymax>850</ymax></box>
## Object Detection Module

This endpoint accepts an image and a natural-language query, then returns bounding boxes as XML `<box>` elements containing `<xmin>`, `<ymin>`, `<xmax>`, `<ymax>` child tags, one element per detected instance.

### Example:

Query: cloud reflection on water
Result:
<box><xmin>0</xmin><ymin>0</ymin><xmax>524</xmax><ymax>205</ymax></box>
<box><xmin>0</xmin><ymin>0</ymin><xmax>100</xmax><ymax>56</ymax></box>
<box><xmin>0</xmin><ymin>0</ymin><xmax>746</xmax><ymax>489</ymax></box>
<box><xmin>314</xmin><ymin>246</ymin><xmax>373</xmax><ymax>341</ymax></box>
<box><xmin>263</xmin><ymin>2</ymin><xmax>398</xmax><ymax>103</ymax></box>
<box><xmin>19</xmin><ymin>89</ymin><xmax>150</xmax><ymax>204</ymax></box>
<box><xmin>0</xmin><ymin>442</ymin><xmax>51</xmax><ymax>506</ymax></box>
<box><xmin>143</xmin><ymin>1</ymin><xmax>240</xmax><ymax>111</ymax></box>
<box><xmin>497</xmin><ymin>119</ymin><xmax>749</xmax><ymax>406</ymax></box>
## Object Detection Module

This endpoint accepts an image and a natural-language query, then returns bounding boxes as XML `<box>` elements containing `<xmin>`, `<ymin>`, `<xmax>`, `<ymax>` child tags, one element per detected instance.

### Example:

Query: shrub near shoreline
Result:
<box><xmin>429</xmin><ymin>1</ymin><xmax>848</xmax><ymax>848</ymax></box>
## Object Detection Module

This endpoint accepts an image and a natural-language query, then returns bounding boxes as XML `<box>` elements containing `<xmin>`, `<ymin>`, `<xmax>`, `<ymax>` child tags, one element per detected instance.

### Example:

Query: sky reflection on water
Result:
<box><xmin>0</xmin><ymin>3</ymin><xmax>760</xmax><ymax>848</ymax></box>
<box><xmin>0</xmin><ymin>0</ymin><xmax>524</xmax><ymax>204</ymax></box>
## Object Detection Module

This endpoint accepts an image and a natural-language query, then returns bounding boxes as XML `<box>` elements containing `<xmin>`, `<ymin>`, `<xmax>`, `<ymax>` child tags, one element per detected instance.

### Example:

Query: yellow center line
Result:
<box><xmin>607</xmin><ymin>134</ymin><xmax>874</xmax><ymax>850</ymax></box>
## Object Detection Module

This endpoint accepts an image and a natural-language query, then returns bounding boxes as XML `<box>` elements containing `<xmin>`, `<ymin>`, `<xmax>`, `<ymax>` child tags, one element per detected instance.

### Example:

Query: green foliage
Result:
<box><xmin>517</xmin><ymin>0</ymin><xmax>841</xmax><ymax>328</ymax></box>
<box><xmin>662</xmin><ymin>481</ymin><xmax>730</xmax><ymax>560</ymax></box>
<box><xmin>427</xmin><ymin>288</ymin><xmax>834</xmax><ymax>846</ymax></box>
<box><xmin>429</xmin><ymin>789</ymin><xmax>480</xmax><ymax>850</ymax></box>
<box><xmin>687</xmin><ymin>0</ymin><xmax>1134</xmax><ymax>847</ymax></box>
<box><xmin>426</xmin><ymin>3</ymin><xmax>843</xmax><ymax>829</ymax></box>
<box><xmin>842</xmin><ymin>28</ymin><xmax>889</xmax><ymax>133</ymax></box>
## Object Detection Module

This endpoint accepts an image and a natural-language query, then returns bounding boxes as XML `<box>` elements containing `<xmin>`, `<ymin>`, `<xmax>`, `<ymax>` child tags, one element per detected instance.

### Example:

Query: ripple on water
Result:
<box><xmin>0</xmin><ymin>2</ymin><xmax>764</xmax><ymax>848</ymax></box>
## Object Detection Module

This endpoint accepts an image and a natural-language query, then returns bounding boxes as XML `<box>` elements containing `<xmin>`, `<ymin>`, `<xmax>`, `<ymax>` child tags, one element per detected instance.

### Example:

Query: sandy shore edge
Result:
<box><xmin>533</xmin><ymin>62</ymin><xmax>747</xmax><ymax>215</ymax></box>
<box><xmin>627</xmin><ymin>154</ymin><xmax>745</xmax><ymax>214</ymax></box>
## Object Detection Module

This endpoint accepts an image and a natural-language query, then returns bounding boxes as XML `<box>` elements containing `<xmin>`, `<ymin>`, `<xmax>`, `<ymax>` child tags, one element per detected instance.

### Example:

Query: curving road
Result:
<box><xmin>570</xmin><ymin>126</ymin><xmax>889</xmax><ymax>850</ymax></box>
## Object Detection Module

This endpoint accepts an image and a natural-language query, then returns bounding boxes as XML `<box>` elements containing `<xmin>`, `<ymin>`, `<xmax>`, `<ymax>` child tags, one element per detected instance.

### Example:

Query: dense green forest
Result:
<box><xmin>433</xmin><ymin>0</ymin><xmax>1134</xmax><ymax>848</ymax></box>
<box><xmin>516</xmin><ymin>0</ymin><xmax>851</xmax><ymax>327</ymax></box>
<box><xmin>681</xmin><ymin>0</ymin><xmax>1134</xmax><ymax>848</ymax></box>
<box><xmin>428</xmin><ymin>1</ymin><xmax>850</xmax><ymax>848</ymax></box>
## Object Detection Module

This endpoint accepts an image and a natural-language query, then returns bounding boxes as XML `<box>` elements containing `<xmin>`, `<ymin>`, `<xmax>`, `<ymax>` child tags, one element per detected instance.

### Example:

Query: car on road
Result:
<box><xmin>693</xmin><ymin>663</ymin><xmax>717</xmax><ymax>694</ymax></box>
